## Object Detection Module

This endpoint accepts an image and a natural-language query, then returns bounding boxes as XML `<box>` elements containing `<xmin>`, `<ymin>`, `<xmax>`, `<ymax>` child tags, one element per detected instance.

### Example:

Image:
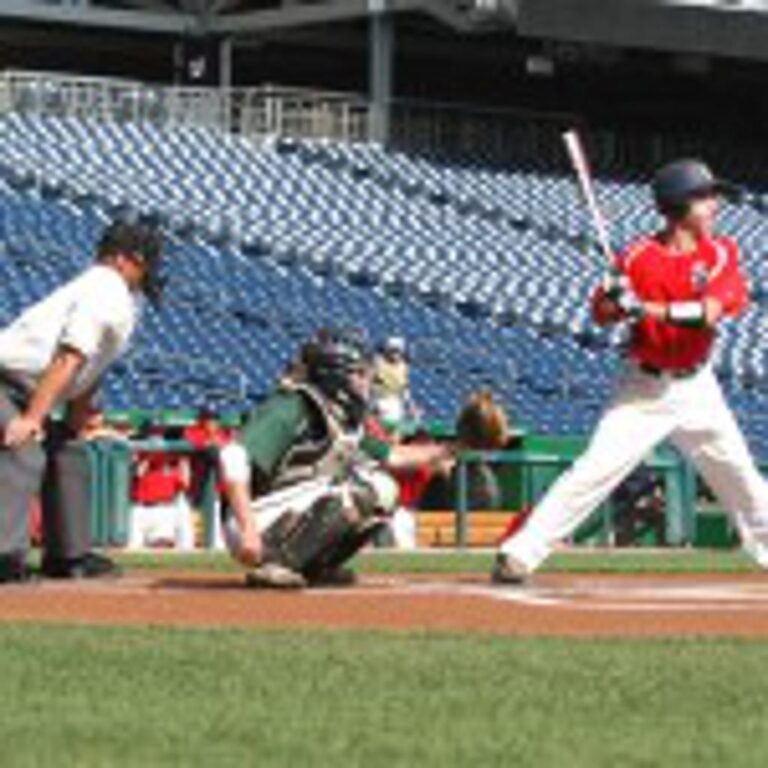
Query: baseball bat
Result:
<box><xmin>562</xmin><ymin>129</ymin><xmax>615</xmax><ymax>264</ymax></box>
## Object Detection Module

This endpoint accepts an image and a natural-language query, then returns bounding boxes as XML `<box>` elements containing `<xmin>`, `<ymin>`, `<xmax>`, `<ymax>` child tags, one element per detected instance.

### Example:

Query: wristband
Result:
<box><xmin>666</xmin><ymin>301</ymin><xmax>705</xmax><ymax>327</ymax></box>
<box><xmin>601</xmin><ymin>268</ymin><xmax>629</xmax><ymax>299</ymax></box>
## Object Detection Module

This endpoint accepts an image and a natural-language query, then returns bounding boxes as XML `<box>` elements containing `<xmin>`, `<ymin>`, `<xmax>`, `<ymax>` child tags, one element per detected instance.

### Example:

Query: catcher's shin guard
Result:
<box><xmin>303</xmin><ymin>518</ymin><xmax>385</xmax><ymax>580</ymax></box>
<box><xmin>262</xmin><ymin>494</ymin><xmax>382</xmax><ymax>579</ymax></box>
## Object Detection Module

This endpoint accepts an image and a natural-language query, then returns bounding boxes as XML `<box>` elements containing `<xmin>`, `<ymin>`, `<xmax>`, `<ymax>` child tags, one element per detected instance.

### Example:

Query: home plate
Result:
<box><xmin>314</xmin><ymin>575</ymin><xmax>768</xmax><ymax>614</ymax></box>
<box><xmin>465</xmin><ymin>577</ymin><xmax>768</xmax><ymax>613</ymax></box>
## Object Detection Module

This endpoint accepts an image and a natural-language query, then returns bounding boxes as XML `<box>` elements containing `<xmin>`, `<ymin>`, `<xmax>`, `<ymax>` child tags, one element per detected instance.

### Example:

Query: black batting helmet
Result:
<box><xmin>653</xmin><ymin>159</ymin><xmax>737</xmax><ymax>218</ymax></box>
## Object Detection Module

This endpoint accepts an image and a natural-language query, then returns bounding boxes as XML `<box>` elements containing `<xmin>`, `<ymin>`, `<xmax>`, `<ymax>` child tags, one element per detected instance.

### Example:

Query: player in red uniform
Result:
<box><xmin>493</xmin><ymin>159</ymin><xmax>768</xmax><ymax>582</ymax></box>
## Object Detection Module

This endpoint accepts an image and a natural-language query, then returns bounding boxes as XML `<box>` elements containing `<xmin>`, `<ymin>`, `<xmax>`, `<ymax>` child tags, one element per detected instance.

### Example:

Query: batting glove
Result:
<box><xmin>601</xmin><ymin>267</ymin><xmax>630</xmax><ymax>299</ymax></box>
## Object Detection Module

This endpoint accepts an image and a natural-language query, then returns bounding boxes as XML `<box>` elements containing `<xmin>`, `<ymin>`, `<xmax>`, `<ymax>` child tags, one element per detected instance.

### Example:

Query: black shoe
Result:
<box><xmin>490</xmin><ymin>553</ymin><xmax>528</xmax><ymax>586</ymax></box>
<box><xmin>306</xmin><ymin>566</ymin><xmax>358</xmax><ymax>588</ymax></box>
<box><xmin>42</xmin><ymin>552</ymin><xmax>122</xmax><ymax>580</ymax></box>
<box><xmin>0</xmin><ymin>554</ymin><xmax>36</xmax><ymax>584</ymax></box>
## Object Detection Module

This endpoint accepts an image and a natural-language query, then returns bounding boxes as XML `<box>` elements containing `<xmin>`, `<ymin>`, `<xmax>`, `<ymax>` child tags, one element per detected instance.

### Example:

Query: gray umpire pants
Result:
<box><xmin>0</xmin><ymin>380</ymin><xmax>91</xmax><ymax>560</ymax></box>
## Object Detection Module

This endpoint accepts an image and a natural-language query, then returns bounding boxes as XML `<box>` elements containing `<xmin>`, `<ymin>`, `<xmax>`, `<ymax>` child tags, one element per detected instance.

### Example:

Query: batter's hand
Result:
<box><xmin>601</xmin><ymin>268</ymin><xmax>629</xmax><ymax>299</ymax></box>
<box><xmin>593</xmin><ymin>294</ymin><xmax>627</xmax><ymax>326</ymax></box>
<box><xmin>616</xmin><ymin>290</ymin><xmax>644</xmax><ymax>318</ymax></box>
<box><xmin>3</xmin><ymin>415</ymin><xmax>43</xmax><ymax>448</ymax></box>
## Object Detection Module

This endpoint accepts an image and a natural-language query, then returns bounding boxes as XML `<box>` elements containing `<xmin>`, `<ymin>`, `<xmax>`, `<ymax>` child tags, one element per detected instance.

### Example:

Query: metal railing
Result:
<box><xmin>2</xmin><ymin>68</ymin><xmax>766</xmax><ymax>180</ymax></box>
<box><xmin>0</xmin><ymin>69</ymin><xmax>231</xmax><ymax>129</ymax></box>
<box><xmin>0</xmin><ymin>70</ymin><xmax>372</xmax><ymax>137</ymax></box>
<box><xmin>0</xmin><ymin>69</ymin><xmax>576</xmax><ymax>162</ymax></box>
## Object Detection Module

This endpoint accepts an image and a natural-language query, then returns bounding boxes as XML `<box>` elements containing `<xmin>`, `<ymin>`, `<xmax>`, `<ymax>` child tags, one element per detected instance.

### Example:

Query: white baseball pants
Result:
<box><xmin>501</xmin><ymin>364</ymin><xmax>768</xmax><ymax>572</ymax></box>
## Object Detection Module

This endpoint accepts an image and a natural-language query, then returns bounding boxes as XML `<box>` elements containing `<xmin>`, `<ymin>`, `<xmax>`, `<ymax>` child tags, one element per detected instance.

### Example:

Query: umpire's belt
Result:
<box><xmin>637</xmin><ymin>362</ymin><xmax>703</xmax><ymax>380</ymax></box>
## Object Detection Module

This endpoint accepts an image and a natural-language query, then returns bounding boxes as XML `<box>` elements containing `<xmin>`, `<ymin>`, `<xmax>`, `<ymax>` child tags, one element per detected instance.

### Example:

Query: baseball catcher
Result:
<box><xmin>219</xmin><ymin>328</ymin><xmax>452</xmax><ymax>588</ymax></box>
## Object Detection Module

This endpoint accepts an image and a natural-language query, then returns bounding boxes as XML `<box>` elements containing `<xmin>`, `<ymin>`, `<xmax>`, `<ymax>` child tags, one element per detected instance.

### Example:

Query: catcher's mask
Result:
<box><xmin>303</xmin><ymin>327</ymin><xmax>372</xmax><ymax>428</ymax></box>
<box><xmin>96</xmin><ymin>219</ymin><xmax>165</xmax><ymax>303</ymax></box>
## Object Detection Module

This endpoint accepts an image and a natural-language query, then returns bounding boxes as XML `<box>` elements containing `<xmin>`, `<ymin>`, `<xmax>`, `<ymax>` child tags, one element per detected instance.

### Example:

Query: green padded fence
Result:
<box><xmin>83</xmin><ymin>427</ymin><xmax>754</xmax><ymax>551</ymax></box>
<box><xmin>455</xmin><ymin>436</ymin><xmax>700</xmax><ymax>550</ymax></box>
<box><xmin>87</xmin><ymin>438</ymin><xmax>219</xmax><ymax>548</ymax></box>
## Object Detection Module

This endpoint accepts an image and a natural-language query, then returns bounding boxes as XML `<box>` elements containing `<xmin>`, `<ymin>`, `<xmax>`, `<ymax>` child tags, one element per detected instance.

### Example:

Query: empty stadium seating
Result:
<box><xmin>1</xmin><ymin>111</ymin><xmax>767</xmax><ymax>454</ymax></box>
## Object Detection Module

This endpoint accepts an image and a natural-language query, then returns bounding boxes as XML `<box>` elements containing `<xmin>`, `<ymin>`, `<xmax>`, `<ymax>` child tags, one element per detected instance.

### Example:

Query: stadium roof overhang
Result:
<box><xmin>0</xmin><ymin>1</ymin><xmax>517</xmax><ymax>36</ymax></box>
<box><xmin>515</xmin><ymin>0</ymin><xmax>768</xmax><ymax>62</ymax></box>
<box><xmin>0</xmin><ymin>1</ymin><xmax>189</xmax><ymax>34</ymax></box>
<box><xmin>5</xmin><ymin>1</ymin><xmax>768</xmax><ymax>62</ymax></box>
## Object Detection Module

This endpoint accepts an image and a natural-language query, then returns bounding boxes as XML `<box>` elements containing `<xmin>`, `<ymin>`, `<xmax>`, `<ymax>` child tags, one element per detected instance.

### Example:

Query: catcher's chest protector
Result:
<box><xmin>271</xmin><ymin>383</ymin><xmax>362</xmax><ymax>490</ymax></box>
<box><xmin>258</xmin><ymin>385</ymin><xmax>388</xmax><ymax>576</ymax></box>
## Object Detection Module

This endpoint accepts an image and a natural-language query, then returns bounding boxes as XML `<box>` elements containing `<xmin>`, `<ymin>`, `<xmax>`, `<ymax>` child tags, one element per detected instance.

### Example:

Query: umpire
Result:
<box><xmin>0</xmin><ymin>219</ymin><xmax>163</xmax><ymax>582</ymax></box>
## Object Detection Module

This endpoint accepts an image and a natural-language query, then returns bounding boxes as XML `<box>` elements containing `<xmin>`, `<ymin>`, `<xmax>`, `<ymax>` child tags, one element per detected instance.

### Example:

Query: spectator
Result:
<box><xmin>183</xmin><ymin>407</ymin><xmax>235</xmax><ymax>549</ymax></box>
<box><xmin>418</xmin><ymin>391</ymin><xmax>512</xmax><ymax>512</ymax></box>
<box><xmin>128</xmin><ymin>451</ymin><xmax>195</xmax><ymax>550</ymax></box>
<box><xmin>417</xmin><ymin>454</ymin><xmax>502</xmax><ymax>512</ymax></box>
<box><xmin>78</xmin><ymin>406</ymin><xmax>134</xmax><ymax>443</ymax></box>
<box><xmin>372</xmin><ymin>336</ymin><xmax>419</xmax><ymax>431</ymax></box>
<box><xmin>184</xmin><ymin>407</ymin><xmax>233</xmax><ymax>452</ymax></box>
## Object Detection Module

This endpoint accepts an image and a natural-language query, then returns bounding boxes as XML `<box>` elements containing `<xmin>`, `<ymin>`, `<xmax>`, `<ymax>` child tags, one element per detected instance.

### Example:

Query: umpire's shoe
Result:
<box><xmin>491</xmin><ymin>553</ymin><xmax>528</xmax><ymax>586</ymax></box>
<box><xmin>0</xmin><ymin>554</ymin><xmax>37</xmax><ymax>584</ymax></box>
<box><xmin>42</xmin><ymin>552</ymin><xmax>122</xmax><ymax>580</ymax></box>
<box><xmin>245</xmin><ymin>563</ymin><xmax>306</xmax><ymax>590</ymax></box>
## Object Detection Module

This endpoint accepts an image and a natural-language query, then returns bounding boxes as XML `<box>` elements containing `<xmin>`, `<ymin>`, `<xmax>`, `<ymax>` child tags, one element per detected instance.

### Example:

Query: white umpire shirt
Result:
<box><xmin>0</xmin><ymin>264</ymin><xmax>140</xmax><ymax>404</ymax></box>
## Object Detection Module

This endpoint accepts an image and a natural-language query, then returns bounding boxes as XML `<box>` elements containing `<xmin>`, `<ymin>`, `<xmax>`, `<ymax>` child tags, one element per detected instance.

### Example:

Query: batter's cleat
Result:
<box><xmin>41</xmin><ymin>552</ymin><xmax>122</xmax><ymax>580</ymax></box>
<box><xmin>245</xmin><ymin>563</ymin><xmax>307</xmax><ymax>590</ymax></box>
<box><xmin>491</xmin><ymin>553</ymin><xmax>529</xmax><ymax>586</ymax></box>
<box><xmin>306</xmin><ymin>566</ymin><xmax>358</xmax><ymax>588</ymax></box>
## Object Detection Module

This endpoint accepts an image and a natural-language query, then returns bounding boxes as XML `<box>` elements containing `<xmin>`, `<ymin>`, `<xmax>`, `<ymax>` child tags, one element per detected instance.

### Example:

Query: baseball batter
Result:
<box><xmin>494</xmin><ymin>159</ymin><xmax>768</xmax><ymax>582</ymax></box>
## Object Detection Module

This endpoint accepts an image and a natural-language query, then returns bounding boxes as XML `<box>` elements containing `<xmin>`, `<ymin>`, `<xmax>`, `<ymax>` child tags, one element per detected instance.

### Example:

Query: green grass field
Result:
<box><xmin>3</xmin><ymin>548</ymin><xmax>767</xmax><ymax>767</ymax></box>
<box><xmin>114</xmin><ymin>546</ymin><xmax>760</xmax><ymax>575</ymax></box>
<box><xmin>2</xmin><ymin>624</ymin><xmax>768</xmax><ymax>768</ymax></box>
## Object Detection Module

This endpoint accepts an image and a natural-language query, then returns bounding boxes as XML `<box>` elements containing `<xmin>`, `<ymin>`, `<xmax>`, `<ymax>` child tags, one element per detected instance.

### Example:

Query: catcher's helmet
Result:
<box><xmin>303</xmin><ymin>328</ymin><xmax>372</xmax><ymax>427</ymax></box>
<box><xmin>97</xmin><ymin>219</ymin><xmax>165</xmax><ymax>303</ymax></box>
<box><xmin>653</xmin><ymin>159</ymin><xmax>737</xmax><ymax>217</ymax></box>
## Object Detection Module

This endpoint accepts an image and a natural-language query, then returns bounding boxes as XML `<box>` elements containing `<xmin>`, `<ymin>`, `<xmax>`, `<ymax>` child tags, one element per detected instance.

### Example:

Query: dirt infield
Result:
<box><xmin>2</xmin><ymin>571</ymin><xmax>768</xmax><ymax>637</ymax></box>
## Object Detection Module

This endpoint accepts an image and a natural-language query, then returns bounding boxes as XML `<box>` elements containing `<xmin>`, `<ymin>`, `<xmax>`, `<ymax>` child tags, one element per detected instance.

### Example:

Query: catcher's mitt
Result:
<box><xmin>455</xmin><ymin>390</ymin><xmax>510</xmax><ymax>450</ymax></box>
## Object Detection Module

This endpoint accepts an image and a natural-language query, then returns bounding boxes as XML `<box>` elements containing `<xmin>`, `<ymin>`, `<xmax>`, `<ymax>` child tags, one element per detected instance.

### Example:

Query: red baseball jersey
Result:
<box><xmin>596</xmin><ymin>235</ymin><xmax>749</xmax><ymax>371</ymax></box>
